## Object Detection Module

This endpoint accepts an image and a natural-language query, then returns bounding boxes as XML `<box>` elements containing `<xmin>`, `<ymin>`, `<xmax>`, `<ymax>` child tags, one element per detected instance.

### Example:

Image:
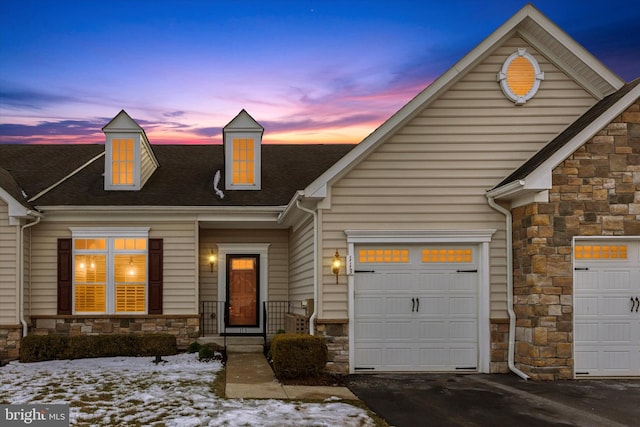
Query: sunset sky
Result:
<box><xmin>1</xmin><ymin>0</ymin><xmax>639</xmax><ymax>145</ymax></box>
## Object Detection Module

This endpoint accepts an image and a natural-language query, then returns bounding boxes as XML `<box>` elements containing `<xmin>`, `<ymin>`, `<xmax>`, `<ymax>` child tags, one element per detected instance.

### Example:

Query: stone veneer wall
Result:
<box><xmin>30</xmin><ymin>315</ymin><xmax>200</xmax><ymax>351</ymax></box>
<box><xmin>0</xmin><ymin>325</ymin><xmax>22</xmax><ymax>361</ymax></box>
<box><xmin>512</xmin><ymin>101</ymin><xmax>640</xmax><ymax>380</ymax></box>
<box><xmin>315</xmin><ymin>319</ymin><xmax>349</xmax><ymax>373</ymax></box>
<box><xmin>490</xmin><ymin>318</ymin><xmax>510</xmax><ymax>373</ymax></box>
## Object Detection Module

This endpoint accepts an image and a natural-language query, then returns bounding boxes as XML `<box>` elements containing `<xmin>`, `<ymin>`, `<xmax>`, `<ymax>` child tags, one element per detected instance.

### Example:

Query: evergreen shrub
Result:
<box><xmin>19</xmin><ymin>333</ymin><xmax>177</xmax><ymax>363</ymax></box>
<box><xmin>270</xmin><ymin>333</ymin><xmax>327</xmax><ymax>379</ymax></box>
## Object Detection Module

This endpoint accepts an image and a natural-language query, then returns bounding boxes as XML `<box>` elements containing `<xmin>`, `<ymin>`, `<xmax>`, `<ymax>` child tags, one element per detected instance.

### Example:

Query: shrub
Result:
<box><xmin>187</xmin><ymin>341</ymin><xmax>202</xmax><ymax>354</ymax></box>
<box><xmin>270</xmin><ymin>333</ymin><xmax>328</xmax><ymax>379</ymax></box>
<box><xmin>19</xmin><ymin>334</ymin><xmax>177</xmax><ymax>363</ymax></box>
<box><xmin>20</xmin><ymin>335</ymin><xmax>68</xmax><ymax>363</ymax></box>
<box><xmin>198</xmin><ymin>345</ymin><xmax>216</xmax><ymax>361</ymax></box>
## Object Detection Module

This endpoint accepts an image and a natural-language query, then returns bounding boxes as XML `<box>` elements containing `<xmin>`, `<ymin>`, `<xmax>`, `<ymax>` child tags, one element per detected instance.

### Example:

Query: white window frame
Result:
<box><xmin>104</xmin><ymin>133</ymin><xmax>141</xmax><ymax>191</ymax></box>
<box><xmin>70</xmin><ymin>227</ymin><xmax>150</xmax><ymax>314</ymax></box>
<box><xmin>224</xmin><ymin>132</ymin><xmax>262</xmax><ymax>190</ymax></box>
<box><xmin>497</xmin><ymin>48</ymin><xmax>544</xmax><ymax>105</ymax></box>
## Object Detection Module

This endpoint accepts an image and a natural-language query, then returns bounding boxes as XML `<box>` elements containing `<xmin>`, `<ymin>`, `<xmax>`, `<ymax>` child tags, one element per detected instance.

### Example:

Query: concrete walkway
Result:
<box><xmin>225</xmin><ymin>353</ymin><xmax>358</xmax><ymax>400</ymax></box>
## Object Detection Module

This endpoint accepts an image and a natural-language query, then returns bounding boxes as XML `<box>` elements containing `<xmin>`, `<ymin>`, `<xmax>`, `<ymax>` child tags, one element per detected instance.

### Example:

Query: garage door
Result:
<box><xmin>574</xmin><ymin>240</ymin><xmax>640</xmax><ymax>377</ymax></box>
<box><xmin>354</xmin><ymin>245</ymin><xmax>479</xmax><ymax>372</ymax></box>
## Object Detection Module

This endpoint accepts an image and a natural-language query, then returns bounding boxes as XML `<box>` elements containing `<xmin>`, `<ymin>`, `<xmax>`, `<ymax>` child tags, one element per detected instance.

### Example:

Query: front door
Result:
<box><xmin>226</xmin><ymin>254</ymin><xmax>259</xmax><ymax>327</ymax></box>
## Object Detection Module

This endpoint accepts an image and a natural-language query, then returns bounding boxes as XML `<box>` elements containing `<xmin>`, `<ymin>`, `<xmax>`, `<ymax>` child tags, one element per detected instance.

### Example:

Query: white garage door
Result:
<box><xmin>575</xmin><ymin>240</ymin><xmax>640</xmax><ymax>377</ymax></box>
<box><xmin>354</xmin><ymin>245</ymin><xmax>479</xmax><ymax>372</ymax></box>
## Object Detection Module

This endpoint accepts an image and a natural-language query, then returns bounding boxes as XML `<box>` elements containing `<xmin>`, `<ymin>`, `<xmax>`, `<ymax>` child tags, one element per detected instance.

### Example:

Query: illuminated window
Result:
<box><xmin>359</xmin><ymin>249</ymin><xmax>409</xmax><ymax>263</ymax></box>
<box><xmin>422</xmin><ymin>248</ymin><xmax>472</xmax><ymax>263</ymax></box>
<box><xmin>232</xmin><ymin>138</ymin><xmax>255</xmax><ymax>185</ymax></box>
<box><xmin>73</xmin><ymin>233</ymin><xmax>148</xmax><ymax>314</ymax></box>
<box><xmin>231</xmin><ymin>258</ymin><xmax>255</xmax><ymax>270</ymax></box>
<box><xmin>575</xmin><ymin>245</ymin><xmax>627</xmax><ymax>260</ymax></box>
<box><xmin>497</xmin><ymin>48</ymin><xmax>544</xmax><ymax>105</ymax></box>
<box><xmin>111</xmin><ymin>138</ymin><xmax>134</xmax><ymax>185</ymax></box>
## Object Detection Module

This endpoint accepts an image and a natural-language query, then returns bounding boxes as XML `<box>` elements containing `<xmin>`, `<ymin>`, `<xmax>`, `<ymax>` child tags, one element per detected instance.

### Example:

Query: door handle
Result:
<box><xmin>636</xmin><ymin>297</ymin><xmax>640</xmax><ymax>313</ymax></box>
<box><xmin>416</xmin><ymin>297</ymin><xmax>420</xmax><ymax>312</ymax></box>
<box><xmin>632</xmin><ymin>297</ymin><xmax>636</xmax><ymax>312</ymax></box>
<box><xmin>411</xmin><ymin>298</ymin><xmax>415</xmax><ymax>312</ymax></box>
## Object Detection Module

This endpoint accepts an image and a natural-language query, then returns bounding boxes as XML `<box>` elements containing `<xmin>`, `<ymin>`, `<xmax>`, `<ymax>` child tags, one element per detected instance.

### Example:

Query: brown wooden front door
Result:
<box><xmin>226</xmin><ymin>255</ymin><xmax>259</xmax><ymax>327</ymax></box>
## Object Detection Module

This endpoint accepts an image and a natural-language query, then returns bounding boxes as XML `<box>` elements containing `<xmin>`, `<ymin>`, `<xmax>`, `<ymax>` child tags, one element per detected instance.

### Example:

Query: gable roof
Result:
<box><xmin>301</xmin><ymin>3</ymin><xmax>625</xmax><ymax>200</ymax></box>
<box><xmin>489</xmin><ymin>78</ymin><xmax>640</xmax><ymax>198</ymax></box>
<box><xmin>0</xmin><ymin>144</ymin><xmax>354</xmax><ymax>207</ymax></box>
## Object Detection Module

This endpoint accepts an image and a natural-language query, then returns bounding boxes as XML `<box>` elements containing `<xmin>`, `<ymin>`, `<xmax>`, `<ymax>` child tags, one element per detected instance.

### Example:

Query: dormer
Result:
<box><xmin>223</xmin><ymin>109</ymin><xmax>264</xmax><ymax>190</ymax></box>
<box><xmin>102</xmin><ymin>110</ymin><xmax>159</xmax><ymax>191</ymax></box>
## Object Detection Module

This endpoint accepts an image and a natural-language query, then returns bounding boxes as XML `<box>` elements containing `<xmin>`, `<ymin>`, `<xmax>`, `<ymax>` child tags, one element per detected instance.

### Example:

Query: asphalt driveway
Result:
<box><xmin>344</xmin><ymin>373</ymin><xmax>640</xmax><ymax>427</ymax></box>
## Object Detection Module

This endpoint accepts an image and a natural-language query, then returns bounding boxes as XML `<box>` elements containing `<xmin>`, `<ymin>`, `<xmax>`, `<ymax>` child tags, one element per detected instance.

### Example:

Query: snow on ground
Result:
<box><xmin>0</xmin><ymin>353</ymin><xmax>375</xmax><ymax>426</ymax></box>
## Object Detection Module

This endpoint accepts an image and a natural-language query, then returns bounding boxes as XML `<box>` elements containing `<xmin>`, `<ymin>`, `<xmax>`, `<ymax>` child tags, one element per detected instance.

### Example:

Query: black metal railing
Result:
<box><xmin>200</xmin><ymin>300</ymin><xmax>293</xmax><ymax>337</ymax></box>
<box><xmin>200</xmin><ymin>301</ymin><xmax>226</xmax><ymax>336</ymax></box>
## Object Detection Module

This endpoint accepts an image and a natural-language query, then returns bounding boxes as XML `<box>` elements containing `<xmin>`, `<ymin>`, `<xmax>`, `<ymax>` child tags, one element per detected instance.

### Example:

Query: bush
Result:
<box><xmin>198</xmin><ymin>345</ymin><xmax>215</xmax><ymax>361</ymax></box>
<box><xmin>19</xmin><ymin>335</ymin><xmax>69</xmax><ymax>363</ymax></box>
<box><xmin>19</xmin><ymin>334</ymin><xmax>177</xmax><ymax>363</ymax></box>
<box><xmin>187</xmin><ymin>341</ymin><xmax>202</xmax><ymax>354</ymax></box>
<box><xmin>270</xmin><ymin>333</ymin><xmax>328</xmax><ymax>379</ymax></box>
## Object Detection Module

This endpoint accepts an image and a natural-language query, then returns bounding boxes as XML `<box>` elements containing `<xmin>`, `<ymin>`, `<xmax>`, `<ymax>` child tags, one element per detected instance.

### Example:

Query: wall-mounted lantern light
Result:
<box><xmin>331</xmin><ymin>250</ymin><xmax>342</xmax><ymax>284</ymax></box>
<box><xmin>208</xmin><ymin>250</ymin><xmax>217</xmax><ymax>272</ymax></box>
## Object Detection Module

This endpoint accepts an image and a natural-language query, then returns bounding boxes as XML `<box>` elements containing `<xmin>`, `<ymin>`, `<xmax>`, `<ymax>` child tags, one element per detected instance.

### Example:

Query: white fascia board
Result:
<box><xmin>485</xmin><ymin>180</ymin><xmax>525</xmax><ymax>200</ymax></box>
<box><xmin>518</xmin><ymin>9</ymin><xmax>623</xmax><ymax>93</ymax></box>
<box><xmin>344</xmin><ymin>229</ymin><xmax>496</xmax><ymax>244</ymax></box>
<box><xmin>277</xmin><ymin>190</ymin><xmax>305</xmax><ymax>225</ymax></box>
<box><xmin>304</xmin><ymin>6</ymin><xmax>535</xmax><ymax>200</ymax></box>
<box><xmin>36</xmin><ymin>205</ymin><xmax>285</xmax><ymax>223</ymax></box>
<box><xmin>525</xmin><ymin>84</ymin><xmax>640</xmax><ymax>190</ymax></box>
<box><xmin>0</xmin><ymin>187</ymin><xmax>30</xmax><ymax>218</ymax></box>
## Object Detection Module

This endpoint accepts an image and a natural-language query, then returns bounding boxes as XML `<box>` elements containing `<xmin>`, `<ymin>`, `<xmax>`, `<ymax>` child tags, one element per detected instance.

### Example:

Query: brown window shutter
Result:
<box><xmin>148</xmin><ymin>238</ymin><xmax>163</xmax><ymax>314</ymax></box>
<box><xmin>57</xmin><ymin>238</ymin><xmax>73</xmax><ymax>315</ymax></box>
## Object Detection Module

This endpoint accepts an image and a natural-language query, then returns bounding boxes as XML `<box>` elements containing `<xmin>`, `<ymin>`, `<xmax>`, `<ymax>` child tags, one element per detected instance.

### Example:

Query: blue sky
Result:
<box><xmin>1</xmin><ymin>0</ymin><xmax>639</xmax><ymax>145</ymax></box>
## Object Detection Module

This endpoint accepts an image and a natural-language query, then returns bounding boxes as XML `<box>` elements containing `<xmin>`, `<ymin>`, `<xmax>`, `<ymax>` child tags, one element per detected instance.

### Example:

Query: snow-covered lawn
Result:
<box><xmin>0</xmin><ymin>353</ymin><xmax>375</xmax><ymax>426</ymax></box>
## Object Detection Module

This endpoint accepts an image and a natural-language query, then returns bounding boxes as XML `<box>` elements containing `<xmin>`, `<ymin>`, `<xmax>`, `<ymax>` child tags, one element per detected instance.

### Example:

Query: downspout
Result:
<box><xmin>486</xmin><ymin>195</ymin><xmax>530</xmax><ymax>380</ymax></box>
<box><xmin>295</xmin><ymin>199</ymin><xmax>318</xmax><ymax>335</ymax></box>
<box><xmin>20</xmin><ymin>212</ymin><xmax>42</xmax><ymax>337</ymax></box>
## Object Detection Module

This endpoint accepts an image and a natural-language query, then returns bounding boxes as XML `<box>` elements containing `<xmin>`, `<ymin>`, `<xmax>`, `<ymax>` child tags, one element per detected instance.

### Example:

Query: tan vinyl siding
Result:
<box><xmin>199</xmin><ymin>229</ymin><xmax>289</xmax><ymax>303</ymax></box>
<box><xmin>29</xmin><ymin>220</ymin><xmax>198</xmax><ymax>315</ymax></box>
<box><xmin>318</xmin><ymin>36</ymin><xmax>598</xmax><ymax>320</ymax></box>
<box><xmin>140</xmin><ymin>145</ymin><xmax>156</xmax><ymax>187</ymax></box>
<box><xmin>288</xmin><ymin>217</ymin><xmax>314</xmax><ymax>315</ymax></box>
<box><xmin>0</xmin><ymin>201</ymin><xmax>18</xmax><ymax>324</ymax></box>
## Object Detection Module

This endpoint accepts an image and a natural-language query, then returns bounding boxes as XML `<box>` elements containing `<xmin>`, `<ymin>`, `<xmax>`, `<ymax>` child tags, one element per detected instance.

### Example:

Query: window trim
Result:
<box><xmin>224</xmin><ymin>132</ymin><xmax>262</xmax><ymax>190</ymax></box>
<box><xmin>104</xmin><ymin>133</ymin><xmax>141</xmax><ymax>191</ymax></box>
<box><xmin>497</xmin><ymin>48</ymin><xmax>544</xmax><ymax>105</ymax></box>
<box><xmin>70</xmin><ymin>228</ymin><xmax>150</xmax><ymax>315</ymax></box>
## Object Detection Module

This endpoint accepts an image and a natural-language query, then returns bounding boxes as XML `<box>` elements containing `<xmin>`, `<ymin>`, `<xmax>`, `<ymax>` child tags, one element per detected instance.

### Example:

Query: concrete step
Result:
<box><xmin>198</xmin><ymin>336</ymin><xmax>265</xmax><ymax>353</ymax></box>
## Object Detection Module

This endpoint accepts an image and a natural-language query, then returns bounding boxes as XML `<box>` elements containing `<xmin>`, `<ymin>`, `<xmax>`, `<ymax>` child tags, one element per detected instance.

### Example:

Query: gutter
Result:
<box><xmin>19</xmin><ymin>211</ymin><xmax>42</xmax><ymax>337</ymax></box>
<box><xmin>294</xmin><ymin>197</ymin><xmax>318</xmax><ymax>335</ymax></box>
<box><xmin>486</xmin><ymin>195</ymin><xmax>530</xmax><ymax>380</ymax></box>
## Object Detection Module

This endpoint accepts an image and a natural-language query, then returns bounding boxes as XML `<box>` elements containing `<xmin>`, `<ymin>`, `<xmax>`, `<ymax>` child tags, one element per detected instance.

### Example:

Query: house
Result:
<box><xmin>1</xmin><ymin>4</ymin><xmax>638</xmax><ymax>379</ymax></box>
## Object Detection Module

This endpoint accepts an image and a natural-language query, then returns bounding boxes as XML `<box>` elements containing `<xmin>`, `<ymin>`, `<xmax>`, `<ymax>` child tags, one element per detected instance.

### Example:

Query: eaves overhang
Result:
<box><xmin>35</xmin><ymin>205</ymin><xmax>287</xmax><ymax>226</ymax></box>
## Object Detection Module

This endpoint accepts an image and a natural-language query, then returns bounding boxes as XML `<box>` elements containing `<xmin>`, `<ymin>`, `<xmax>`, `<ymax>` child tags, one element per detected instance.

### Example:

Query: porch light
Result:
<box><xmin>332</xmin><ymin>250</ymin><xmax>342</xmax><ymax>284</ymax></box>
<box><xmin>208</xmin><ymin>250</ymin><xmax>217</xmax><ymax>272</ymax></box>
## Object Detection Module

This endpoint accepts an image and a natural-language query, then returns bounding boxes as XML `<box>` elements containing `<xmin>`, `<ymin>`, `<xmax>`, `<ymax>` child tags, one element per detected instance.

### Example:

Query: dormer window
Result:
<box><xmin>223</xmin><ymin>110</ymin><xmax>263</xmax><ymax>190</ymax></box>
<box><xmin>112</xmin><ymin>138</ymin><xmax>134</xmax><ymax>185</ymax></box>
<box><xmin>102</xmin><ymin>110</ymin><xmax>159</xmax><ymax>191</ymax></box>
<box><xmin>232</xmin><ymin>137</ymin><xmax>256</xmax><ymax>185</ymax></box>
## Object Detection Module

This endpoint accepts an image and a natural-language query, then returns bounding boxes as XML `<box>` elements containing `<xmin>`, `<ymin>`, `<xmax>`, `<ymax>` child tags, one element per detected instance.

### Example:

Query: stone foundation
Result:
<box><xmin>0</xmin><ymin>324</ymin><xmax>22</xmax><ymax>362</ymax></box>
<box><xmin>315</xmin><ymin>319</ymin><xmax>349</xmax><ymax>374</ymax></box>
<box><xmin>490</xmin><ymin>318</ymin><xmax>510</xmax><ymax>373</ymax></box>
<box><xmin>30</xmin><ymin>315</ymin><xmax>200</xmax><ymax>350</ymax></box>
